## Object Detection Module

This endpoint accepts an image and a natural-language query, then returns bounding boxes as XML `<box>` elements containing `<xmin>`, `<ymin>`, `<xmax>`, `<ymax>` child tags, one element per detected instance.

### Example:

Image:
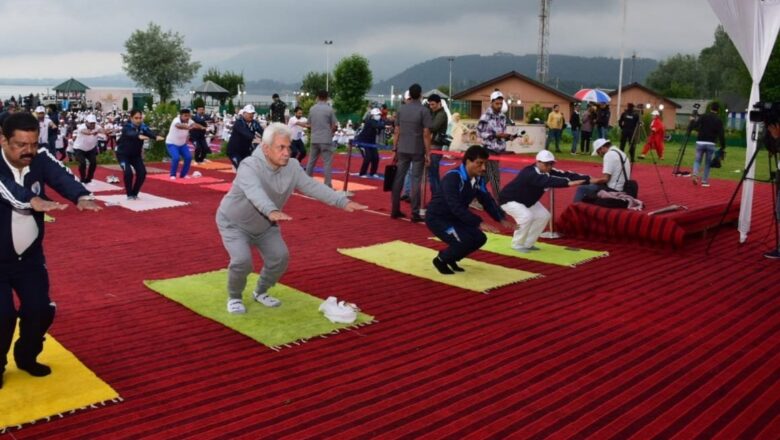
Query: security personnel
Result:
<box><xmin>0</xmin><ymin>112</ymin><xmax>102</xmax><ymax>388</ymax></box>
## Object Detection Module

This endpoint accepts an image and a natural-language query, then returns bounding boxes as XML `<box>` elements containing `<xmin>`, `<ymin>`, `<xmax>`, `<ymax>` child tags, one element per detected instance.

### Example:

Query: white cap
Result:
<box><xmin>403</xmin><ymin>90</ymin><xmax>410</xmax><ymax>100</ymax></box>
<box><xmin>651</xmin><ymin>110</ymin><xmax>660</xmax><ymax>116</ymax></box>
<box><xmin>490</xmin><ymin>91</ymin><xmax>504</xmax><ymax>101</ymax></box>
<box><xmin>35</xmin><ymin>106</ymin><xmax>46</xmax><ymax>113</ymax></box>
<box><xmin>591</xmin><ymin>138</ymin><xmax>611</xmax><ymax>156</ymax></box>
<box><xmin>85</xmin><ymin>114</ymin><xmax>97</xmax><ymax>123</ymax></box>
<box><xmin>242</xmin><ymin>104</ymin><xmax>255</xmax><ymax>114</ymax></box>
<box><xmin>535</xmin><ymin>150</ymin><xmax>556</xmax><ymax>163</ymax></box>
<box><xmin>370</xmin><ymin>108</ymin><xmax>381</xmax><ymax>116</ymax></box>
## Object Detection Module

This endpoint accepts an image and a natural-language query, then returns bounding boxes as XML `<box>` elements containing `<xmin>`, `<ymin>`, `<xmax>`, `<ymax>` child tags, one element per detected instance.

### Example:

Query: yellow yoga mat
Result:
<box><xmin>192</xmin><ymin>161</ymin><xmax>233</xmax><ymax>170</ymax></box>
<box><xmin>434</xmin><ymin>233</ymin><xmax>609</xmax><ymax>267</ymax></box>
<box><xmin>338</xmin><ymin>240</ymin><xmax>541</xmax><ymax>293</ymax></box>
<box><xmin>145</xmin><ymin>270</ymin><xmax>375</xmax><ymax>350</ymax></box>
<box><xmin>0</xmin><ymin>328</ymin><xmax>120</xmax><ymax>431</ymax></box>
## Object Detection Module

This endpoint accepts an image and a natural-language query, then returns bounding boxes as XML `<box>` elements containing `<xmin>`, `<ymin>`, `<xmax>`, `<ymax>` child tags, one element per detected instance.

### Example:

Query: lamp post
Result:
<box><xmin>324</xmin><ymin>40</ymin><xmax>334</xmax><ymax>92</ymax></box>
<box><xmin>447</xmin><ymin>57</ymin><xmax>454</xmax><ymax>97</ymax></box>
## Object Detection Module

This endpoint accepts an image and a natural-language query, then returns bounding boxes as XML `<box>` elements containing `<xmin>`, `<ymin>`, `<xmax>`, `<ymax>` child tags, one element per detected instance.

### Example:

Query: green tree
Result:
<box><xmin>525</xmin><ymin>103</ymin><xmax>548</xmax><ymax>123</ymax></box>
<box><xmin>646</xmin><ymin>54</ymin><xmax>702</xmax><ymax>98</ymax></box>
<box><xmin>698</xmin><ymin>26</ymin><xmax>751</xmax><ymax>98</ymax></box>
<box><xmin>145</xmin><ymin>95</ymin><xmax>154</xmax><ymax>111</ymax></box>
<box><xmin>332</xmin><ymin>54</ymin><xmax>373</xmax><ymax>115</ymax></box>
<box><xmin>759</xmin><ymin>36</ymin><xmax>780</xmax><ymax>102</ymax></box>
<box><xmin>192</xmin><ymin>96</ymin><xmax>205</xmax><ymax>109</ymax></box>
<box><xmin>122</xmin><ymin>22</ymin><xmax>201</xmax><ymax>103</ymax></box>
<box><xmin>436</xmin><ymin>85</ymin><xmax>451</xmax><ymax>97</ymax></box>
<box><xmin>226</xmin><ymin>99</ymin><xmax>235</xmax><ymax>115</ymax></box>
<box><xmin>122</xmin><ymin>97</ymin><xmax>128</xmax><ymax>111</ymax></box>
<box><xmin>202</xmin><ymin>67</ymin><xmax>244</xmax><ymax>102</ymax></box>
<box><xmin>300</xmin><ymin>71</ymin><xmax>334</xmax><ymax>96</ymax></box>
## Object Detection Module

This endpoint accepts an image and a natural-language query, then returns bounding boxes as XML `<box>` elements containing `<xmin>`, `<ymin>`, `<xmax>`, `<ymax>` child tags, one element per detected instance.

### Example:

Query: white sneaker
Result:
<box><xmin>169</xmin><ymin>175</ymin><xmax>177</xmax><ymax>180</ymax></box>
<box><xmin>253</xmin><ymin>291</ymin><xmax>281</xmax><ymax>308</ymax></box>
<box><xmin>512</xmin><ymin>245</ymin><xmax>531</xmax><ymax>253</ymax></box>
<box><xmin>318</xmin><ymin>296</ymin><xmax>358</xmax><ymax>324</ymax></box>
<box><xmin>227</xmin><ymin>299</ymin><xmax>246</xmax><ymax>314</ymax></box>
<box><xmin>183</xmin><ymin>175</ymin><xmax>192</xmax><ymax>179</ymax></box>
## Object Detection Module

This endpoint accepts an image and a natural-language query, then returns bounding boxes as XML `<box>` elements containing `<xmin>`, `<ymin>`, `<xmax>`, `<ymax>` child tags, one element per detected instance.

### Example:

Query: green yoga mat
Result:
<box><xmin>145</xmin><ymin>270</ymin><xmax>375</xmax><ymax>350</ymax></box>
<box><xmin>432</xmin><ymin>233</ymin><xmax>608</xmax><ymax>267</ymax></box>
<box><xmin>338</xmin><ymin>240</ymin><xmax>541</xmax><ymax>293</ymax></box>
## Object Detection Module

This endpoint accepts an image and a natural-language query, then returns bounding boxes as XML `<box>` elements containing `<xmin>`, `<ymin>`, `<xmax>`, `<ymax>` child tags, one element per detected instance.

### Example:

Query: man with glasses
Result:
<box><xmin>0</xmin><ymin>112</ymin><xmax>102</xmax><ymax>388</ymax></box>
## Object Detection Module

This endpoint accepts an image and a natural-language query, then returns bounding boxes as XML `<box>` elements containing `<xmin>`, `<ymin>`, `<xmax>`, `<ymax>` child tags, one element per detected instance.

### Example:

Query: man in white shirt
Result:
<box><xmin>72</xmin><ymin>114</ymin><xmax>104</xmax><ymax>183</ymax></box>
<box><xmin>165</xmin><ymin>108</ymin><xmax>204</xmax><ymax>179</ymax></box>
<box><xmin>287</xmin><ymin>106</ymin><xmax>309</xmax><ymax>161</ymax></box>
<box><xmin>34</xmin><ymin>106</ymin><xmax>57</xmax><ymax>156</ymax></box>
<box><xmin>0</xmin><ymin>112</ymin><xmax>102</xmax><ymax>388</ymax></box>
<box><xmin>573</xmin><ymin>138</ymin><xmax>632</xmax><ymax>202</ymax></box>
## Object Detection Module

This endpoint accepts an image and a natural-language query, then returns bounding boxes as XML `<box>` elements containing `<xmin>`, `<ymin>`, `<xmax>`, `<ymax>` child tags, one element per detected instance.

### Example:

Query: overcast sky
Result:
<box><xmin>0</xmin><ymin>0</ymin><xmax>722</xmax><ymax>82</ymax></box>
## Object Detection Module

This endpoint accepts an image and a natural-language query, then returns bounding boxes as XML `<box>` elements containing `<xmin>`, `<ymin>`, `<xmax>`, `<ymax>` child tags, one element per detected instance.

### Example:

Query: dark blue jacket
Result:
<box><xmin>426</xmin><ymin>164</ymin><xmax>505</xmax><ymax>227</ymax></box>
<box><xmin>499</xmin><ymin>164</ymin><xmax>589</xmax><ymax>207</ymax></box>
<box><xmin>0</xmin><ymin>149</ymin><xmax>90</xmax><ymax>263</ymax></box>
<box><xmin>354</xmin><ymin>116</ymin><xmax>386</xmax><ymax>145</ymax></box>
<box><xmin>227</xmin><ymin>118</ymin><xmax>263</xmax><ymax>159</ymax></box>
<box><xmin>190</xmin><ymin>113</ymin><xmax>210</xmax><ymax>141</ymax></box>
<box><xmin>117</xmin><ymin>122</ymin><xmax>157</xmax><ymax>157</ymax></box>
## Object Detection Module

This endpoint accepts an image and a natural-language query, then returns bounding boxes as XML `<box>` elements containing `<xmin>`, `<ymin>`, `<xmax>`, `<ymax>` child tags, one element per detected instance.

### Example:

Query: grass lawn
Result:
<box><xmin>540</xmin><ymin>141</ymin><xmax>774</xmax><ymax>183</ymax></box>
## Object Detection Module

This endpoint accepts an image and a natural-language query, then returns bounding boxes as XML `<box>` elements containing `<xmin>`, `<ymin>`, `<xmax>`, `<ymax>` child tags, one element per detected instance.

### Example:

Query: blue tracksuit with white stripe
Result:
<box><xmin>425</xmin><ymin>164</ymin><xmax>505</xmax><ymax>264</ymax></box>
<box><xmin>0</xmin><ymin>148</ymin><xmax>91</xmax><ymax>376</ymax></box>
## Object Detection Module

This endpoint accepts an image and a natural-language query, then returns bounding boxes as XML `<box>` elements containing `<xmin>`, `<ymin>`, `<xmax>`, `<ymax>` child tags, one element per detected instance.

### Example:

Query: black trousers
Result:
<box><xmin>620</xmin><ymin>130</ymin><xmax>638</xmax><ymax>162</ymax></box>
<box><xmin>0</xmin><ymin>260</ymin><xmax>55</xmax><ymax>372</ymax></box>
<box><xmin>117</xmin><ymin>153</ymin><xmax>146</xmax><ymax>197</ymax></box>
<box><xmin>193</xmin><ymin>137</ymin><xmax>209</xmax><ymax>163</ymax></box>
<box><xmin>74</xmin><ymin>148</ymin><xmax>98</xmax><ymax>183</ymax></box>
<box><xmin>426</xmin><ymin>217</ymin><xmax>487</xmax><ymax>264</ymax></box>
<box><xmin>290</xmin><ymin>139</ymin><xmax>307</xmax><ymax>162</ymax></box>
<box><xmin>359</xmin><ymin>146</ymin><xmax>378</xmax><ymax>175</ymax></box>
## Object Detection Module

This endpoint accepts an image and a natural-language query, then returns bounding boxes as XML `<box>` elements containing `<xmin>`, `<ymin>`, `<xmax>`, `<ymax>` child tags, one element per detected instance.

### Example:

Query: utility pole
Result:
<box><xmin>536</xmin><ymin>0</ymin><xmax>550</xmax><ymax>83</ymax></box>
<box><xmin>324</xmin><ymin>40</ymin><xmax>333</xmax><ymax>92</ymax></box>
<box><xmin>630</xmin><ymin>51</ymin><xmax>637</xmax><ymax>84</ymax></box>
<box><xmin>448</xmin><ymin>57</ymin><xmax>455</xmax><ymax>97</ymax></box>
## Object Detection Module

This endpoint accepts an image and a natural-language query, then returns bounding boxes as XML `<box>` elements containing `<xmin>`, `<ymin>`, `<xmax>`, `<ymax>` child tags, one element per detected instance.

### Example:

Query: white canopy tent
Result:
<box><xmin>707</xmin><ymin>0</ymin><xmax>780</xmax><ymax>242</ymax></box>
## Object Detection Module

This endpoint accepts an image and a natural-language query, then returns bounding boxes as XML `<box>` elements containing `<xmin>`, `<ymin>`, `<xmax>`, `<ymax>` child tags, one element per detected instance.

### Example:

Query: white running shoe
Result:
<box><xmin>253</xmin><ymin>291</ymin><xmax>281</xmax><ymax>307</ymax></box>
<box><xmin>169</xmin><ymin>175</ymin><xmax>177</xmax><ymax>180</ymax></box>
<box><xmin>318</xmin><ymin>296</ymin><xmax>358</xmax><ymax>324</ymax></box>
<box><xmin>227</xmin><ymin>299</ymin><xmax>246</xmax><ymax>314</ymax></box>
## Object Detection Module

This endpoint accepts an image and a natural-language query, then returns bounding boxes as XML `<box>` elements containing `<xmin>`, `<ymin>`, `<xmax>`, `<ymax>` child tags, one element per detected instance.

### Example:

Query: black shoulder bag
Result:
<box><xmin>618</xmin><ymin>152</ymin><xmax>639</xmax><ymax>198</ymax></box>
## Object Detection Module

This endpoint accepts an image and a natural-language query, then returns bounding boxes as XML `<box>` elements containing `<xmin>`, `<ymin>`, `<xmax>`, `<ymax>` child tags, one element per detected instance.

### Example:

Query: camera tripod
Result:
<box><xmin>672</xmin><ymin>114</ymin><xmax>698</xmax><ymax>176</ymax></box>
<box><xmin>706</xmin><ymin>123</ymin><xmax>779</xmax><ymax>254</ymax></box>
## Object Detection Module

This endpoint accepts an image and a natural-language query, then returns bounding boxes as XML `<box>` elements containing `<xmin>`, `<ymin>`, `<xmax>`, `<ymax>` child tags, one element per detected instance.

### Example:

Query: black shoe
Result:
<box><xmin>432</xmin><ymin>257</ymin><xmax>455</xmax><ymax>275</ymax></box>
<box><xmin>401</xmin><ymin>195</ymin><xmax>410</xmax><ymax>202</ymax></box>
<box><xmin>448</xmin><ymin>261</ymin><xmax>465</xmax><ymax>272</ymax></box>
<box><xmin>390</xmin><ymin>211</ymin><xmax>407</xmax><ymax>219</ymax></box>
<box><xmin>17</xmin><ymin>361</ymin><xmax>52</xmax><ymax>377</ymax></box>
<box><xmin>764</xmin><ymin>249</ymin><xmax>780</xmax><ymax>260</ymax></box>
<box><xmin>0</xmin><ymin>368</ymin><xmax>4</xmax><ymax>389</ymax></box>
<box><xmin>411</xmin><ymin>214</ymin><xmax>424</xmax><ymax>223</ymax></box>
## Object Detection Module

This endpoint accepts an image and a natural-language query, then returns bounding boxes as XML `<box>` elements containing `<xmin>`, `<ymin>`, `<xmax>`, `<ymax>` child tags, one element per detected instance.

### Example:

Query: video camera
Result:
<box><xmin>749</xmin><ymin>101</ymin><xmax>780</xmax><ymax>124</ymax></box>
<box><xmin>691</xmin><ymin>102</ymin><xmax>701</xmax><ymax>117</ymax></box>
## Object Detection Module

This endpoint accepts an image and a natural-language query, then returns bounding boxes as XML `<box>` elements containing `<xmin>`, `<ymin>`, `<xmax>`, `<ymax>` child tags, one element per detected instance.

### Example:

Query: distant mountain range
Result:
<box><xmin>372</xmin><ymin>53</ymin><xmax>659</xmax><ymax>96</ymax></box>
<box><xmin>0</xmin><ymin>53</ymin><xmax>659</xmax><ymax>97</ymax></box>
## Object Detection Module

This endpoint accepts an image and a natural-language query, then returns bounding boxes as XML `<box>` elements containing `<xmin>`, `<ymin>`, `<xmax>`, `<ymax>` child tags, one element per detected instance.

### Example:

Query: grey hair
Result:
<box><xmin>261</xmin><ymin>122</ymin><xmax>292</xmax><ymax>146</ymax></box>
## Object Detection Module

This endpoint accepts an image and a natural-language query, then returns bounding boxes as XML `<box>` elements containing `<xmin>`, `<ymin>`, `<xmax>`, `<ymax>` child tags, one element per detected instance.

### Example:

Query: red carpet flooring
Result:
<box><xmin>4</xmin><ymin>153</ymin><xmax>779</xmax><ymax>439</ymax></box>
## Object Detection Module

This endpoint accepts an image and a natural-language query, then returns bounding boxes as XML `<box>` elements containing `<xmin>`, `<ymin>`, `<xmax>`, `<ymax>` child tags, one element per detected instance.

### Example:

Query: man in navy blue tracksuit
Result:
<box><xmin>0</xmin><ymin>112</ymin><xmax>102</xmax><ymax>388</ymax></box>
<box><xmin>227</xmin><ymin>105</ymin><xmax>264</xmax><ymax>169</ymax></box>
<box><xmin>116</xmin><ymin>109</ymin><xmax>163</xmax><ymax>200</ymax></box>
<box><xmin>424</xmin><ymin>145</ymin><xmax>513</xmax><ymax>274</ymax></box>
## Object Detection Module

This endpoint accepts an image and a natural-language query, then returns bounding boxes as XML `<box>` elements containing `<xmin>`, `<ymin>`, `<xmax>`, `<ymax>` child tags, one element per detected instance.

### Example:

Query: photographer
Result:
<box><xmin>427</xmin><ymin>94</ymin><xmax>449</xmax><ymax>196</ymax></box>
<box><xmin>691</xmin><ymin>102</ymin><xmax>726</xmax><ymax>187</ymax></box>
<box><xmin>765</xmin><ymin>120</ymin><xmax>780</xmax><ymax>260</ymax></box>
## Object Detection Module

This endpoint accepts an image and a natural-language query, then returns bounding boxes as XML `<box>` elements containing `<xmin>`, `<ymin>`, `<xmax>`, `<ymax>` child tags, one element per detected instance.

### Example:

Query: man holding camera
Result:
<box><xmin>427</xmin><ymin>94</ymin><xmax>448</xmax><ymax>196</ymax></box>
<box><xmin>691</xmin><ymin>102</ymin><xmax>726</xmax><ymax>188</ymax></box>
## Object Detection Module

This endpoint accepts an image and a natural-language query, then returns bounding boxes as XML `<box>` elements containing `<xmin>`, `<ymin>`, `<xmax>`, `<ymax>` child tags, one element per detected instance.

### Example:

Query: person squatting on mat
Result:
<box><xmin>227</xmin><ymin>105</ymin><xmax>263</xmax><ymax>170</ymax></box>
<box><xmin>0</xmin><ymin>112</ymin><xmax>102</xmax><ymax>388</ymax></box>
<box><xmin>116</xmin><ymin>109</ymin><xmax>164</xmax><ymax>200</ymax></box>
<box><xmin>216</xmin><ymin>123</ymin><xmax>367</xmax><ymax>314</ymax></box>
<box><xmin>191</xmin><ymin>105</ymin><xmax>212</xmax><ymax>164</ymax></box>
<box><xmin>166</xmin><ymin>108</ymin><xmax>206</xmax><ymax>180</ymax></box>
<box><xmin>72</xmin><ymin>114</ymin><xmax>104</xmax><ymax>184</ymax></box>
<box><xmin>425</xmin><ymin>145</ymin><xmax>513</xmax><ymax>275</ymax></box>
<box><xmin>499</xmin><ymin>150</ymin><xmax>589</xmax><ymax>252</ymax></box>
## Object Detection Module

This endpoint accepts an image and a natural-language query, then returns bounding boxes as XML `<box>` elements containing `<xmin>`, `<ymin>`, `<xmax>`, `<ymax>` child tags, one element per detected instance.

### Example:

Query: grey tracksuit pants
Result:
<box><xmin>217</xmin><ymin>216</ymin><xmax>289</xmax><ymax>300</ymax></box>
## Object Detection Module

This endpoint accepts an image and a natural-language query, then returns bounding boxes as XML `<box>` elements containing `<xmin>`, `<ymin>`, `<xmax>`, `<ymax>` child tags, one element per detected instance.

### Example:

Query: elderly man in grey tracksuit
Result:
<box><xmin>217</xmin><ymin>123</ymin><xmax>367</xmax><ymax>314</ymax></box>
